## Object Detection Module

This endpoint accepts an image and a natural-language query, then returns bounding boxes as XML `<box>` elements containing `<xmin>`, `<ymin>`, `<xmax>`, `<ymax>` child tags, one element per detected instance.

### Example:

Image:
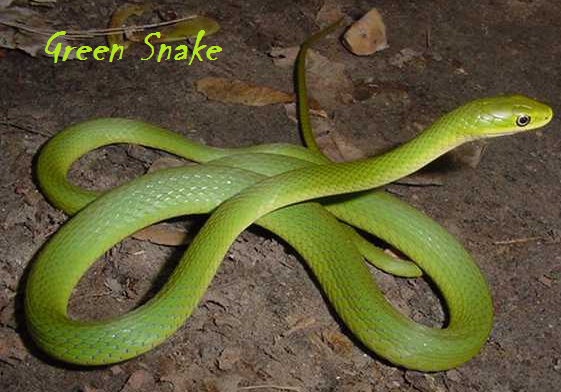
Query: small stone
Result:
<box><xmin>446</xmin><ymin>369</ymin><xmax>462</xmax><ymax>382</ymax></box>
<box><xmin>343</xmin><ymin>9</ymin><xmax>388</xmax><ymax>56</ymax></box>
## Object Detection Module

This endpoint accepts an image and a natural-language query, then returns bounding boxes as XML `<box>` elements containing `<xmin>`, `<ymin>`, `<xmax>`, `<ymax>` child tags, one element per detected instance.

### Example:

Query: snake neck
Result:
<box><xmin>356</xmin><ymin>112</ymin><xmax>470</xmax><ymax>186</ymax></box>
<box><xmin>257</xmin><ymin>112</ymin><xmax>471</xmax><ymax>212</ymax></box>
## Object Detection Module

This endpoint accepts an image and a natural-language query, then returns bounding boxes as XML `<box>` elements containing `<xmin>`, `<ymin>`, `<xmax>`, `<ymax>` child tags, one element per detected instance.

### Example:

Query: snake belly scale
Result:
<box><xmin>25</xmin><ymin>23</ymin><xmax>553</xmax><ymax>371</ymax></box>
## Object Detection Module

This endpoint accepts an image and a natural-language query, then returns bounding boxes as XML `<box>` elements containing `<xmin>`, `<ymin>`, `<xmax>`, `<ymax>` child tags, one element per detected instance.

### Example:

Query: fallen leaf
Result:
<box><xmin>147</xmin><ymin>156</ymin><xmax>188</xmax><ymax>173</ymax></box>
<box><xmin>269</xmin><ymin>46</ymin><xmax>299</xmax><ymax>68</ymax></box>
<box><xmin>395</xmin><ymin>172</ymin><xmax>445</xmax><ymax>186</ymax></box>
<box><xmin>329</xmin><ymin>131</ymin><xmax>367</xmax><ymax>161</ymax></box>
<box><xmin>196</xmin><ymin>77</ymin><xmax>294</xmax><ymax>107</ymax></box>
<box><xmin>449</xmin><ymin>142</ymin><xmax>486</xmax><ymax>168</ymax></box>
<box><xmin>343</xmin><ymin>8</ymin><xmax>388</xmax><ymax>56</ymax></box>
<box><xmin>133</xmin><ymin>223</ymin><xmax>191</xmax><ymax>246</ymax></box>
<box><xmin>121</xmin><ymin>369</ymin><xmax>154</xmax><ymax>391</ymax></box>
<box><xmin>0</xmin><ymin>6</ymin><xmax>77</xmax><ymax>58</ymax></box>
<box><xmin>284</xmin><ymin>103</ymin><xmax>343</xmax><ymax>159</ymax></box>
<box><xmin>285</xmin><ymin>103</ymin><xmax>365</xmax><ymax>162</ymax></box>
<box><xmin>270</xmin><ymin>47</ymin><xmax>352</xmax><ymax>110</ymax></box>
<box><xmin>316</xmin><ymin>0</ymin><xmax>346</xmax><ymax>27</ymax></box>
<box><xmin>107</xmin><ymin>3</ymin><xmax>148</xmax><ymax>49</ymax></box>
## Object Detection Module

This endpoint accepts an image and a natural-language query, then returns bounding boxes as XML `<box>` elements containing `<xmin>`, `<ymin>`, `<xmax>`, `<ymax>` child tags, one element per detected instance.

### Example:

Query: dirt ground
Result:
<box><xmin>1</xmin><ymin>0</ymin><xmax>561</xmax><ymax>391</ymax></box>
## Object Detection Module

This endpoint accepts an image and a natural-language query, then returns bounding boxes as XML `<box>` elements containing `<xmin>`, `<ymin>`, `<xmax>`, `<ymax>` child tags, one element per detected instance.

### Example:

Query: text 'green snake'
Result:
<box><xmin>24</xmin><ymin>22</ymin><xmax>553</xmax><ymax>371</ymax></box>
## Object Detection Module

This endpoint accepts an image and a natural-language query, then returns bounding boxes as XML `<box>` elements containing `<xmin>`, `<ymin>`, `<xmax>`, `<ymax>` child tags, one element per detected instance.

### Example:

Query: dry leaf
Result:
<box><xmin>133</xmin><ymin>223</ymin><xmax>191</xmax><ymax>246</ymax></box>
<box><xmin>283</xmin><ymin>102</ymin><xmax>327</xmax><ymax>122</ymax></box>
<box><xmin>343</xmin><ymin>8</ymin><xmax>388</xmax><ymax>56</ymax></box>
<box><xmin>316</xmin><ymin>0</ymin><xmax>346</xmax><ymax>27</ymax></box>
<box><xmin>330</xmin><ymin>131</ymin><xmax>367</xmax><ymax>161</ymax></box>
<box><xmin>395</xmin><ymin>172</ymin><xmax>445</xmax><ymax>186</ymax></box>
<box><xmin>449</xmin><ymin>142</ymin><xmax>486</xmax><ymax>168</ymax></box>
<box><xmin>107</xmin><ymin>3</ymin><xmax>147</xmax><ymax>49</ymax></box>
<box><xmin>0</xmin><ymin>6</ymin><xmax>77</xmax><ymax>58</ymax></box>
<box><xmin>196</xmin><ymin>77</ymin><xmax>294</xmax><ymax>107</ymax></box>
<box><xmin>270</xmin><ymin>47</ymin><xmax>352</xmax><ymax>110</ymax></box>
<box><xmin>284</xmin><ymin>103</ymin><xmax>363</xmax><ymax>162</ymax></box>
<box><xmin>269</xmin><ymin>46</ymin><xmax>299</xmax><ymax>68</ymax></box>
<box><xmin>121</xmin><ymin>369</ymin><xmax>154</xmax><ymax>391</ymax></box>
<box><xmin>147</xmin><ymin>156</ymin><xmax>188</xmax><ymax>173</ymax></box>
<box><xmin>18</xmin><ymin>29</ymin><xmax>76</xmax><ymax>58</ymax></box>
<box><xmin>316</xmin><ymin>131</ymin><xmax>366</xmax><ymax>162</ymax></box>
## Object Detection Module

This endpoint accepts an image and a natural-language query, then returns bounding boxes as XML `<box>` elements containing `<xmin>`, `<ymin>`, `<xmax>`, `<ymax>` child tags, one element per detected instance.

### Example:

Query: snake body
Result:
<box><xmin>25</xmin><ymin>25</ymin><xmax>553</xmax><ymax>371</ymax></box>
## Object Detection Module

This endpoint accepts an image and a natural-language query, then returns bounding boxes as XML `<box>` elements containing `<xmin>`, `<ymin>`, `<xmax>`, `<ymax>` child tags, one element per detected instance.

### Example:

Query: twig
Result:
<box><xmin>425</xmin><ymin>26</ymin><xmax>431</xmax><ymax>49</ymax></box>
<box><xmin>0</xmin><ymin>121</ymin><xmax>52</xmax><ymax>137</ymax></box>
<box><xmin>0</xmin><ymin>15</ymin><xmax>198</xmax><ymax>40</ymax></box>
<box><xmin>493</xmin><ymin>236</ymin><xmax>541</xmax><ymax>245</ymax></box>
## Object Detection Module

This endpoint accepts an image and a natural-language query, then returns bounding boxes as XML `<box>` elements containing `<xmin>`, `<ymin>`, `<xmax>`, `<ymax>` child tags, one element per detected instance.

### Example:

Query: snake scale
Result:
<box><xmin>24</xmin><ymin>22</ymin><xmax>553</xmax><ymax>370</ymax></box>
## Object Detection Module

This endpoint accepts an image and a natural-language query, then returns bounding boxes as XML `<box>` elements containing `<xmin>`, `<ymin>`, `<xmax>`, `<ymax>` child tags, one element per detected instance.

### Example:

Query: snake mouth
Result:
<box><xmin>487</xmin><ymin>131</ymin><xmax>520</xmax><ymax>138</ymax></box>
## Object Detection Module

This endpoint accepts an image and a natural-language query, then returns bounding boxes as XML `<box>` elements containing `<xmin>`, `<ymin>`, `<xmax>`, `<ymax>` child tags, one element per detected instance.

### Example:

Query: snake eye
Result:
<box><xmin>516</xmin><ymin>114</ymin><xmax>531</xmax><ymax>127</ymax></box>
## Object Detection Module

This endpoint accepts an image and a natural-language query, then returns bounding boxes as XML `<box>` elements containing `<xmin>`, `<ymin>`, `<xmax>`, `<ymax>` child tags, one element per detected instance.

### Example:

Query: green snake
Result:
<box><xmin>24</xmin><ymin>22</ymin><xmax>553</xmax><ymax>371</ymax></box>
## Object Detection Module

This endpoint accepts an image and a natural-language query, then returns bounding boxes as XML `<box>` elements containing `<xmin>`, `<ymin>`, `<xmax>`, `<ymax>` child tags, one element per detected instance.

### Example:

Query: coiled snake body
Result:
<box><xmin>25</xmin><ymin>25</ymin><xmax>553</xmax><ymax>371</ymax></box>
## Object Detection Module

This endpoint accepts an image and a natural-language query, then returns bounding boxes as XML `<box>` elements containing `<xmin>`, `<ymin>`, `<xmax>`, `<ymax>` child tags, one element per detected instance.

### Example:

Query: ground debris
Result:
<box><xmin>342</xmin><ymin>9</ymin><xmax>388</xmax><ymax>56</ymax></box>
<box><xmin>120</xmin><ymin>369</ymin><xmax>155</xmax><ymax>391</ymax></box>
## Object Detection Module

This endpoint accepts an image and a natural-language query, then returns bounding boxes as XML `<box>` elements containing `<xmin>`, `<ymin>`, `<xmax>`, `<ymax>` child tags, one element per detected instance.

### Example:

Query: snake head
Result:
<box><xmin>460</xmin><ymin>94</ymin><xmax>553</xmax><ymax>139</ymax></box>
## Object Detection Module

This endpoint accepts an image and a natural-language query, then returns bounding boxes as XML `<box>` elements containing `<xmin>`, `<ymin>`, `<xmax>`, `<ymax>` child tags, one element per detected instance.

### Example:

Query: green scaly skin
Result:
<box><xmin>25</xmin><ymin>22</ymin><xmax>553</xmax><ymax>370</ymax></box>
